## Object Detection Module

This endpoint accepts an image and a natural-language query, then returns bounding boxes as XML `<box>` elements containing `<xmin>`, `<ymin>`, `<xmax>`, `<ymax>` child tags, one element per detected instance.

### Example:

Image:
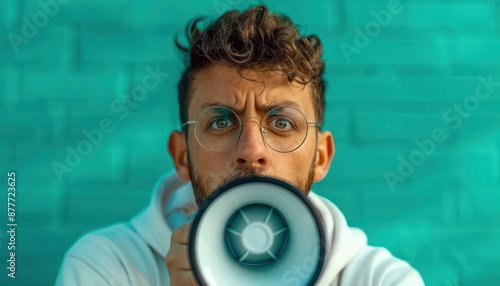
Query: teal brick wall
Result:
<box><xmin>1</xmin><ymin>0</ymin><xmax>499</xmax><ymax>285</ymax></box>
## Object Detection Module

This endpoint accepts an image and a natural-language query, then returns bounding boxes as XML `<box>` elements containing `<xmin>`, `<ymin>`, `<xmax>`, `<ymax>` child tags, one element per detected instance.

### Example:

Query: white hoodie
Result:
<box><xmin>56</xmin><ymin>171</ymin><xmax>424</xmax><ymax>285</ymax></box>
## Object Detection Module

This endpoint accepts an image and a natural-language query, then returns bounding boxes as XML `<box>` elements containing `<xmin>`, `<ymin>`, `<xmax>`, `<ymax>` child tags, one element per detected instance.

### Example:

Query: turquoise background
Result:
<box><xmin>1</xmin><ymin>0</ymin><xmax>500</xmax><ymax>285</ymax></box>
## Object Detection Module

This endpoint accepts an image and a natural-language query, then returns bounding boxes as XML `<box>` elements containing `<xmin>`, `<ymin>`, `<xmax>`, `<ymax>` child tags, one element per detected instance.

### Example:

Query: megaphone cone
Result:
<box><xmin>189</xmin><ymin>176</ymin><xmax>326</xmax><ymax>286</ymax></box>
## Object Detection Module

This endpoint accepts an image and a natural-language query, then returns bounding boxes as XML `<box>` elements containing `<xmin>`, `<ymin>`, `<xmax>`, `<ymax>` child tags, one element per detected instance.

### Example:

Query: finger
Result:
<box><xmin>166</xmin><ymin>244</ymin><xmax>191</xmax><ymax>270</ymax></box>
<box><xmin>171</xmin><ymin>221</ymin><xmax>193</xmax><ymax>245</ymax></box>
<box><xmin>170</xmin><ymin>270</ymin><xmax>198</xmax><ymax>286</ymax></box>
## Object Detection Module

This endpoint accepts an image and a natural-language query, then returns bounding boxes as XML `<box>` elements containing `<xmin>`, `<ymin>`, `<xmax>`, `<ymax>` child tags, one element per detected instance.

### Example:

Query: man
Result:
<box><xmin>57</xmin><ymin>5</ymin><xmax>424</xmax><ymax>285</ymax></box>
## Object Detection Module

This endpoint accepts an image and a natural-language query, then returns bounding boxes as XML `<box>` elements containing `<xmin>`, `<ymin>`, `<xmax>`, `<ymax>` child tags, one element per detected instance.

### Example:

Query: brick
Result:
<box><xmin>342</xmin><ymin>0</ymin><xmax>403</xmax><ymax>4</ymax></box>
<box><xmin>463</xmin><ymin>266</ymin><xmax>500</xmax><ymax>285</ymax></box>
<box><xmin>65</xmin><ymin>188</ymin><xmax>150</xmax><ymax>222</ymax></box>
<box><xmin>10</xmin><ymin>172</ymin><xmax>64</xmax><ymax>221</ymax></box>
<box><xmin>0</xmin><ymin>0</ymin><xmax>18</xmax><ymax>28</ymax></box>
<box><xmin>455</xmin><ymin>40</ymin><xmax>500</xmax><ymax>66</ymax></box>
<box><xmin>2</xmin><ymin>142</ymin><xmax>44</xmax><ymax>171</ymax></box>
<box><xmin>1</xmin><ymin>26</ymin><xmax>74</xmax><ymax>66</ymax></box>
<box><xmin>0</xmin><ymin>4</ymin><xmax>7</xmax><ymax>27</ymax></box>
<box><xmin>497</xmin><ymin>3</ymin><xmax>500</xmax><ymax>35</ymax></box>
<box><xmin>165</xmin><ymin>105</ymin><xmax>180</xmax><ymax>128</ymax></box>
<box><xmin>451</xmin><ymin>147</ymin><xmax>498</xmax><ymax>182</ymax></box>
<box><xmin>125</xmin><ymin>0</ymin><xmax>282</xmax><ymax>26</ymax></box>
<box><xmin>14</xmin><ymin>225</ymin><xmax>75</xmax><ymax>258</ymax></box>
<box><xmin>1</xmin><ymin>111</ymin><xmax>53</xmax><ymax>142</ymax></box>
<box><xmin>345</xmin><ymin>2</ymin><xmax>405</xmax><ymax>29</ymax></box>
<box><xmin>270</xmin><ymin>1</ymin><xmax>340</xmax><ymax>28</ymax></box>
<box><xmin>15</xmin><ymin>255</ymin><xmax>63</xmax><ymax>284</ymax></box>
<box><xmin>22</xmin><ymin>70</ymin><xmax>122</xmax><ymax>103</ymax></box>
<box><xmin>457</xmin><ymin>187</ymin><xmax>500</xmax><ymax>222</ymax></box>
<box><xmin>313</xmin><ymin>178</ymin><xmax>364</xmax><ymax>222</ymax></box>
<box><xmin>318</xmin><ymin>176</ymin><xmax>376</xmax><ymax>196</ymax></box>
<box><xmin>68</xmin><ymin>104</ymin><xmax>173</xmax><ymax>140</ymax></box>
<box><xmin>24</xmin><ymin>152</ymin><xmax>75</xmax><ymax>183</ymax></box>
<box><xmin>113</xmin><ymin>103</ymin><xmax>169</xmax><ymax>129</ymax></box>
<box><xmin>349</xmin><ymin>143</ymin><xmax>497</xmax><ymax>191</ymax></box>
<box><xmin>383</xmin><ymin>144</ymin><xmax>497</xmax><ymax>179</ymax></box>
<box><xmin>0</xmin><ymin>143</ymin><xmax>14</xmax><ymax>167</ymax></box>
<box><xmin>406</xmin><ymin>3</ymin><xmax>495</xmax><ymax>32</ymax></box>
<box><xmin>65</xmin><ymin>114</ymin><xmax>118</xmax><ymax>138</ymax></box>
<box><xmin>126</xmin><ymin>128</ymin><xmax>172</xmax><ymax>181</ymax></box>
<box><xmin>332</xmin><ymin>35</ymin><xmax>453</xmax><ymax>66</ymax></box>
<box><xmin>322</xmin><ymin>104</ymin><xmax>350</xmax><ymax>140</ymax></box>
<box><xmin>9</xmin><ymin>225</ymin><xmax>74</xmax><ymax>285</ymax></box>
<box><xmin>356</xmin><ymin>222</ymin><xmax>425</xmax><ymax>267</ymax></box>
<box><xmin>353</xmin><ymin>104</ymin><xmax>451</xmax><ymax>141</ymax></box>
<box><xmin>409</xmin><ymin>228</ymin><xmax>500</xmax><ymax>283</ymax></box>
<box><xmin>441</xmin><ymin>187</ymin><xmax>500</xmax><ymax>229</ymax></box>
<box><xmin>110</xmin><ymin>102</ymin><xmax>170</xmax><ymax>130</ymax></box>
<box><xmin>128</xmin><ymin>151</ymin><xmax>170</xmax><ymax>182</ymax></box>
<box><xmin>0</xmin><ymin>66</ymin><xmax>22</xmax><ymax>109</ymax></box>
<box><xmin>383</xmin><ymin>178</ymin><xmax>459</xmax><ymax>199</ymax></box>
<box><xmin>436</xmin><ymin>229</ymin><xmax>500</xmax><ymax>264</ymax></box>
<box><xmin>44</xmin><ymin>102</ymin><xmax>71</xmax><ymax>142</ymax></box>
<box><xmin>0</xmin><ymin>258</ymin><xmax>58</xmax><ymax>286</ymax></box>
<box><xmin>126</xmin><ymin>1</ymin><xmax>340</xmax><ymax>36</ymax></box>
<box><xmin>22</xmin><ymin>0</ymin><xmax>128</xmax><ymax>24</ymax></box>
<box><xmin>328</xmin><ymin>144</ymin><xmax>405</xmax><ymax>181</ymax></box>
<box><xmin>0</xmin><ymin>224</ymin><xmax>74</xmax><ymax>285</ymax></box>
<box><xmin>51</xmin><ymin>99</ymin><xmax>114</xmax><ymax>121</ymax></box>
<box><xmin>126</xmin><ymin>0</ymin><xmax>214</xmax><ymax>25</ymax></box>
<box><xmin>8</xmin><ymin>147</ymin><xmax>74</xmax><ymax>188</ymax></box>
<box><xmin>362</xmin><ymin>189</ymin><xmax>446</xmax><ymax>221</ymax></box>
<box><xmin>418</xmin><ymin>265</ymin><xmax>463</xmax><ymax>286</ymax></box>
<box><xmin>51</xmin><ymin>139</ymin><xmax>130</xmax><ymax>184</ymax></box>
<box><xmin>128</xmin><ymin>63</ymin><xmax>174</xmax><ymax>106</ymax></box>
<box><xmin>329</xmin><ymin>73</ymin><xmax>500</xmax><ymax>103</ymax></box>
<box><xmin>0</xmin><ymin>68</ymin><xmax>7</xmax><ymax>107</ymax></box>
<box><xmin>80</xmin><ymin>29</ymin><xmax>173</xmax><ymax>64</ymax></box>
<box><xmin>454</xmin><ymin>113</ymin><xmax>500</xmax><ymax>141</ymax></box>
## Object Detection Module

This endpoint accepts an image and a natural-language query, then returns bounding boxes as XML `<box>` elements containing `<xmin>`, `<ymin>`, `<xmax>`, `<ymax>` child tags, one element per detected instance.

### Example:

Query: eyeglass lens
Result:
<box><xmin>193</xmin><ymin>106</ymin><xmax>309</xmax><ymax>153</ymax></box>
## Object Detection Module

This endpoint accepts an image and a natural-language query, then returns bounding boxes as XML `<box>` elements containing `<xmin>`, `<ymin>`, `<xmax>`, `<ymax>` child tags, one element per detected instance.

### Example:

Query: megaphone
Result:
<box><xmin>189</xmin><ymin>176</ymin><xmax>326</xmax><ymax>286</ymax></box>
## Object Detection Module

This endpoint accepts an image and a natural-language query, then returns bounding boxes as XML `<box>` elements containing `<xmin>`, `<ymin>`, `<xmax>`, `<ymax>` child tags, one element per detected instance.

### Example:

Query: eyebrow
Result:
<box><xmin>198</xmin><ymin>100</ymin><xmax>304</xmax><ymax>115</ymax></box>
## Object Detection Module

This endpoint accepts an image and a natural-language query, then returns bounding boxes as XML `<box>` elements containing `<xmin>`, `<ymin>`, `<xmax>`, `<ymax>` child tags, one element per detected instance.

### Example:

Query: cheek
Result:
<box><xmin>187</xmin><ymin>137</ymin><xmax>204</xmax><ymax>170</ymax></box>
<box><xmin>270</xmin><ymin>152</ymin><xmax>310</xmax><ymax>175</ymax></box>
<box><xmin>287</xmin><ymin>149</ymin><xmax>315</xmax><ymax>173</ymax></box>
<box><xmin>190</xmin><ymin>145</ymin><xmax>227</xmax><ymax>173</ymax></box>
<box><xmin>292</xmin><ymin>155</ymin><xmax>311</xmax><ymax>171</ymax></box>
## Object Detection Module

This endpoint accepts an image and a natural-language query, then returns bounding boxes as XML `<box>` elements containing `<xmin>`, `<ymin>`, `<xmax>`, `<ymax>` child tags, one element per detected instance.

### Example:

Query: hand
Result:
<box><xmin>165</xmin><ymin>221</ymin><xmax>198</xmax><ymax>286</ymax></box>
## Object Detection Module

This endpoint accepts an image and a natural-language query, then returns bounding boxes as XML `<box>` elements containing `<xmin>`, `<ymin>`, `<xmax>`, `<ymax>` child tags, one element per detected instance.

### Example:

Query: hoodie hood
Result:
<box><xmin>131</xmin><ymin>171</ymin><xmax>195</xmax><ymax>257</ymax></box>
<box><xmin>308</xmin><ymin>193</ymin><xmax>368</xmax><ymax>284</ymax></box>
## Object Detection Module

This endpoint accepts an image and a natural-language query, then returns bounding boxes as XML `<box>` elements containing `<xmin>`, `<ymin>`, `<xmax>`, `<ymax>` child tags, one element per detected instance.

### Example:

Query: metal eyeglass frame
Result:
<box><xmin>181</xmin><ymin>106</ymin><xmax>321</xmax><ymax>153</ymax></box>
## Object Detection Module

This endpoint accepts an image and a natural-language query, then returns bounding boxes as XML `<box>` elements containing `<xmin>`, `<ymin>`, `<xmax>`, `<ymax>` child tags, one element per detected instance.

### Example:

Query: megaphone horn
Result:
<box><xmin>189</xmin><ymin>176</ymin><xmax>326</xmax><ymax>286</ymax></box>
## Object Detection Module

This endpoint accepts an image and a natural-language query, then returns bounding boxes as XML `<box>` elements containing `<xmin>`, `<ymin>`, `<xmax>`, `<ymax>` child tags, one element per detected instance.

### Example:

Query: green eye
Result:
<box><xmin>268</xmin><ymin>117</ymin><xmax>294</xmax><ymax>131</ymax></box>
<box><xmin>273</xmin><ymin>118</ymin><xmax>292</xmax><ymax>129</ymax></box>
<box><xmin>208</xmin><ymin>117</ymin><xmax>235</xmax><ymax>130</ymax></box>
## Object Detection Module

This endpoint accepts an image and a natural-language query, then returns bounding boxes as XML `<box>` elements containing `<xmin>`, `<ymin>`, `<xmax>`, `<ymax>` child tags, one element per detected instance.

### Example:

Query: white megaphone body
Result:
<box><xmin>189</xmin><ymin>176</ymin><xmax>326</xmax><ymax>286</ymax></box>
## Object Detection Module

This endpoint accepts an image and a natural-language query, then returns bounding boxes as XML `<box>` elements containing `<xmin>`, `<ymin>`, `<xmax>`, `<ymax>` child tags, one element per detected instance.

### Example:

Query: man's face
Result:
<box><xmin>170</xmin><ymin>64</ymin><xmax>334</xmax><ymax>205</ymax></box>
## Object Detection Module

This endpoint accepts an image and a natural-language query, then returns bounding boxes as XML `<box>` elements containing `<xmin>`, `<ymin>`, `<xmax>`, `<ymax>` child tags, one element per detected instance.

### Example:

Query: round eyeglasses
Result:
<box><xmin>181</xmin><ymin>106</ymin><xmax>321</xmax><ymax>153</ymax></box>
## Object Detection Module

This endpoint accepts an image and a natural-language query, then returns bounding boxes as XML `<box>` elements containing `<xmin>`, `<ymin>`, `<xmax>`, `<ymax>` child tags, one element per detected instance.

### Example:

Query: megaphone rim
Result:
<box><xmin>188</xmin><ymin>176</ymin><xmax>326</xmax><ymax>286</ymax></box>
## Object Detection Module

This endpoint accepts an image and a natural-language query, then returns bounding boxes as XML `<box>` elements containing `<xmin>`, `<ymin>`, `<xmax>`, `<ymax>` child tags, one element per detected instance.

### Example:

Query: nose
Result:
<box><xmin>233</xmin><ymin>117</ymin><xmax>269</xmax><ymax>168</ymax></box>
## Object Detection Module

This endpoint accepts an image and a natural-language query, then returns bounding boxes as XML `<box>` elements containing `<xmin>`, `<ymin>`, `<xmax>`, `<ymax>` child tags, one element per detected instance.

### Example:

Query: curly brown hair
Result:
<box><xmin>175</xmin><ymin>5</ymin><xmax>326</xmax><ymax>129</ymax></box>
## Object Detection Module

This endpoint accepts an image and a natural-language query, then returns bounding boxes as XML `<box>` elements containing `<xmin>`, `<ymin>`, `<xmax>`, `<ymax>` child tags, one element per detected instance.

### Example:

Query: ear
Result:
<box><xmin>168</xmin><ymin>131</ymin><xmax>191</xmax><ymax>181</ymax></box>
<box><xmin>313</xmin><ymin>131</ymin><xmax>335</xmax><ymax>182</ymax></box>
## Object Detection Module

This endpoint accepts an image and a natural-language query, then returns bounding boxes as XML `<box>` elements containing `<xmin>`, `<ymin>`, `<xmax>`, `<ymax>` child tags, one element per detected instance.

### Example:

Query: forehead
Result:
<box><xmin>188</xmin><ymin>64</ymin><xmax>315</xmax><ymax>116</ymax></box>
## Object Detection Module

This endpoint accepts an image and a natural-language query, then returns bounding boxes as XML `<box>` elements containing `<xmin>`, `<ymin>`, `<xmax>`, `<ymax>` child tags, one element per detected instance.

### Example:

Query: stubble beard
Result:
<box><xmin>187</xmin><ymin>152</ymin><xmax>316</xmax><ymax>206</ymax></box>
